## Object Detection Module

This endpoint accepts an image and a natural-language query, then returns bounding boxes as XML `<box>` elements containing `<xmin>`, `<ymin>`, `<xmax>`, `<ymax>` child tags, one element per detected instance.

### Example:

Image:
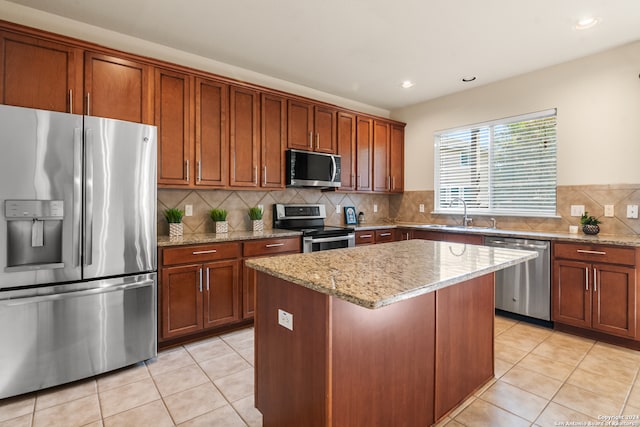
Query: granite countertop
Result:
<box><xmin>158</xmin><ymin>229</ymin><xmax>301</xmax><ymax>247</ymax></box>
<box><xmin>356</xmin><ymin>222</ymin><xmax>640</xmax><ymax>247</ymax></box>
<box><xmin>245</xmin><ymin>239</ymin><xmax>537</xmax><ymax>309</ymax></box>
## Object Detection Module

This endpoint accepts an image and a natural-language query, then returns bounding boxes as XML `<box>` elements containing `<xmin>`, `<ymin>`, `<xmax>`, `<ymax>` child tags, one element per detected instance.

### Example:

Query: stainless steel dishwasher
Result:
<box><xmin>484</xmin><ymin>236</ymin><xmax>551</xmax><ymax>321</ymax></box>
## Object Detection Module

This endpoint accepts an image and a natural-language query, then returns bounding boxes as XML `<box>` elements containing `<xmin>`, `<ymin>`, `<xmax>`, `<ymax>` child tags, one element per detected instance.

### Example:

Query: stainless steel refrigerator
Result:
<box><xmin>0</xmin><ymin>104</ymin><xmax>157</xmax><ymax>399</ymax></box>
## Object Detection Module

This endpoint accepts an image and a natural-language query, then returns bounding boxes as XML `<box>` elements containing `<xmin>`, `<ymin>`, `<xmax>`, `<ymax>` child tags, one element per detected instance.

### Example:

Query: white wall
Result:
<box><xmin>0</xmin><ymin>0</ymin><xmax>389</xmax><ymax>118</ymax></box>
<box><xmin>392</xmin><ymin>41</ymin><xmax>640</xmax><ymax>191</ymax></box>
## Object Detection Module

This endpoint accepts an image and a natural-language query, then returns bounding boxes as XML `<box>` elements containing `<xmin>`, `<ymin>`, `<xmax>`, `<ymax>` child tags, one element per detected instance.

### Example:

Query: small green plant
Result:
<box><xmin>209</xmin><ymin>208</ymin><xmax>228</xmax><ymax>222</ymax></box>
<box><xmin>163</xmin><ymin>208</ymin><xmax>184</xmax><ymax>224</ymax></box>
<box><xmin>248</xmin><ymin>207</ymin><xmax>263</xmax><ymax>220</ymax></box>
<box><xmin>580</xmin><ymin>212</ymin><xmax>601</xmax><ymax>226</ymax></box>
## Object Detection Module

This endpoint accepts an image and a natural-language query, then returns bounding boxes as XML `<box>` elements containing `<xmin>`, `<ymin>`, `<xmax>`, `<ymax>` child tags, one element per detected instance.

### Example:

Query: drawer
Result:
<box><xmin>355</xmin><ymin>231</ymin><xmax>375</xmax><ymax>245</ymax></box>
<box><xmin>554</xmin><ymin>242</ymin><xmax>635</xmax><ymax>266</ymax></box>
<box><xmin>243</xmin><ymin>237</ymin><xmax>300</xmax><ymax>257</ymax></box>
<box><xmin>162</xmin><ymin>242</ymin><xmax>241</xmax><ymax>266</ymax></box>
<box><xmin>375</xmin><ymin>229</ymin><xmax>395</xmax><ymax>243</ymax></box>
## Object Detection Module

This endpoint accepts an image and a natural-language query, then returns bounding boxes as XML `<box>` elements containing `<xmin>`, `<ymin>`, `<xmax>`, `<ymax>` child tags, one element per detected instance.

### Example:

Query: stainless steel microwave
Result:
<box><xmin>286</xmin><ymin>149</ymin><xmax>341</xmax><ymax>188</ymax></box>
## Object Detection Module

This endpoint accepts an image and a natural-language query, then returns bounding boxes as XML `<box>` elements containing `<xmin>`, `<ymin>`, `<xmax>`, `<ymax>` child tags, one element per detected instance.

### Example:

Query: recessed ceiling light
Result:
<box><xmin>461</xmin><ymin>76</ymin><xmax>476</xmax><ymax>83</ymax></box>
<box><xmin>401</xmin><ymin>80</ymin><xmax>415</xmax><ymax>89</ymax></box>
<box><xmin>575</xmin><ymin>17</ymin><xmax>599</xmax><ymax>30</ymax></box>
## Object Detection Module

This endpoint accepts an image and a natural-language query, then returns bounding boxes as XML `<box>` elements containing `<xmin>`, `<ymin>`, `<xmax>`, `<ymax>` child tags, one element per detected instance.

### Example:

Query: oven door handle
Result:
<box><xmin>304</xmin><ymin>234</ymin><xmax>354</xmax><ymax>244</ymax></box>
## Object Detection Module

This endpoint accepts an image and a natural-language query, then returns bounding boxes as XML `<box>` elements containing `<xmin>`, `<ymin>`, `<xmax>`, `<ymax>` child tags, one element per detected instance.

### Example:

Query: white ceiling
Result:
<box><xmin>6</xmin><ymin>0</ymin><xmax>640</xmax><ymax>110</ymax></box>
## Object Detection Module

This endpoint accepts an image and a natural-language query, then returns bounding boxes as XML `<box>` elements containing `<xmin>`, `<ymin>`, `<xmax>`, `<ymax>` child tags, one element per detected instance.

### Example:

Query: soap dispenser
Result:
<box><xmin>358</xmin><ymin>211</ymin><xmax>365</xmax><ymax>224</ymax></box>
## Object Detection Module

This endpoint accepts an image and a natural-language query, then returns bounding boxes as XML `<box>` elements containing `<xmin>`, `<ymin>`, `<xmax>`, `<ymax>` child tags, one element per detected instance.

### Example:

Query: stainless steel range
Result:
<box><xmin>273</xmin><ymin>204</ymin><xmax>355</xmax><ymax>252</ymax></box>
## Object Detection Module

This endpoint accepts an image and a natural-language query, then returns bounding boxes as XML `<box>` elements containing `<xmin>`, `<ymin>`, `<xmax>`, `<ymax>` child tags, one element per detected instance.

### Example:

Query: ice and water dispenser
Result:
<box><xmin>4</xmin><ymin>200</ymin><xmax>64</xmax><ymax>272</ymax></box>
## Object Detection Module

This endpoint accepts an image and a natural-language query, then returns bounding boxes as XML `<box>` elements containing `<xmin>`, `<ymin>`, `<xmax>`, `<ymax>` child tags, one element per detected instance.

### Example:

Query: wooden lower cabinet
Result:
<box><xmin>203</xmin><ymin>260</ymin><xmax>240</xmax><ymax>328</ymax></box>
<box><xmin>412</xmin><ymin>230</ymin><xmax>483</xmax><ymax>245</ymax></box>
<box><xmin>355</xmin><ymin>228</ymin><xmax>397</xmax><ymax>245</ymax></box>
<box><xmin>552</xmin><ymin>243</ymin><xmax>637</xmax><ymax>339</ymax></box>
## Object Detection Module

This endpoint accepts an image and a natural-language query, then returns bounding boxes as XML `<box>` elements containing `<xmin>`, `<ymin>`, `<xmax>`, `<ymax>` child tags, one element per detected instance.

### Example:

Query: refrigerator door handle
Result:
<box><xmin>73</xmin><ymin>128</ymin><xmax>83</xmax><ymax>267</ymax></box>
<box><xmin>84</xmin><ymin>128</ymin><xmax>94</xmax><ymax>266</ymax></box>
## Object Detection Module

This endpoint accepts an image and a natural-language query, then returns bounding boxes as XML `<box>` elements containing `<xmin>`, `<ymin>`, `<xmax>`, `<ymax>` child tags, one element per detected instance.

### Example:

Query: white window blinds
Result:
<box><xmin>434</xmin><ymin>109</ymin><xmax>557</xmax><ymax>217</ymax></box>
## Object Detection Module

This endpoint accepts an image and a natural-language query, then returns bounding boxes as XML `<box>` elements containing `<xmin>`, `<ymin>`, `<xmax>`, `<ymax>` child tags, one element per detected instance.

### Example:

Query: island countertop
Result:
<box><xmin>245</xmin><ymin>239</ymin><xmax>537</xmax><ymax>309</ymax></box>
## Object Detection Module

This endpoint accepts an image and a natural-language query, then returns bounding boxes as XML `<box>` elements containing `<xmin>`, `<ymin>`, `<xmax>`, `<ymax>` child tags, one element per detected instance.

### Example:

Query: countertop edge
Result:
<box><xmin>158</xmin><ymin>230</ymin><xmax>302</xmax><ymax>247</ymax></box>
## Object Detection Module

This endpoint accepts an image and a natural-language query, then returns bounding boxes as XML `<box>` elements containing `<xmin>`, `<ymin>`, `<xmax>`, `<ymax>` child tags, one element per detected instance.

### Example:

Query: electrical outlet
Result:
<box><xmin>604</xmin><ymin>205</ymin><xmax>614</xmax><ymax>217</ymax></box>
<box><xmin>627</xmin><ymin>205</ymin><xmax>639</xmax><ymax>219</ymax></box>
<box><xmin>419</xmin><ymin>204</ymin><xmax>425</xmax><ymax>213</ymax></box>
<box><xmin>336</xmin><ymin>204</ymin><xmax>341</xmax><ymax>214</ymax></box>
<box><xmin>373</xmin><ymin>204</ymin><xmax>378</xmax><ymax>213</ymax></box>
<box><xmin>570</xmin><ymin>205</ymin><xmax>585</xmax><ymax>217</ymax></box>
<box><xmin>278</xmin><ymin>309</ymin><xmax>293</xmax><ymax>331</ymax></box>
<box><xmin>185</xmin><ymin>204</ymin><xmax>193</xmax><ymax>216</ymax></box>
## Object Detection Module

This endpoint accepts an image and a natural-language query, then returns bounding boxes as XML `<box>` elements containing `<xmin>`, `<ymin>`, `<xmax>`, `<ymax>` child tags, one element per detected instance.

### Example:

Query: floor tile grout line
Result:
<box><xmin>619</xmin><ymin>365</ymin><xmax>640</xmax><ymax>416</ymax></box>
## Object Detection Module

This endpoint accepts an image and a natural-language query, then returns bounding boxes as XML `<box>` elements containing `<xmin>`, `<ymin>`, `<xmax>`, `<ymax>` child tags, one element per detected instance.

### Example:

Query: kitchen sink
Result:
<box><xmin>420</xmin><ymin>224</ymin><xmax>494</xmax><ymax>231</ymax></box>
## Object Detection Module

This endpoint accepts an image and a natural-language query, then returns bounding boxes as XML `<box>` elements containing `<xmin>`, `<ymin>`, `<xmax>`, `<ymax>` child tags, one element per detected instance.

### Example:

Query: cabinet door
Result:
<box><xmin>337</xmin><ymin>111</ymin><xmax>356</xmax><ymax>190</ymax></box>
<box><xmin>592</xmin><ymin>264</ymin><xmax>636</xmax><ymax>338</ymax></box>
<box><xmin>84</xmin><ymin>52</ymin><xmax>152</xmax><ymax>123</ymax></box>
<box><xmin>412</xmin><ymin>230</ymin><xmax>443</xmax><ymax>241</ymax></box>
<box><xmin>242</xmin><ymin>260</ymin><xmax>257</xmax><ymax>319</ymax></box>
<box><xmin>203</xmin><ymin>260</ymin><xmax>240</xmax><ymax>328</ymax></box>
<box><xmin>261</xmin><ymin>93</ymin><xmax>286</xmax><ymax>188</ymax></box>
<box><xmin>161</xmin><ymin>264</ymin><xmax>203</xmax><ymax>340</ymax></box>
<box><xmin>155</xmin><ymin>68</ymin><xmax>192</xmax><ymax>186</ymax></box>
<box><xmin>442</xmin><ymin>233</ymin><xmax>483</xmax><ymax>245</ymax></box>
<box><xmin>356</xmin><ymin>116</ymin><xmax>373</xmax><ymax>191</ymax></box>
<box><xmin>287</xmin><ymin>99</ymin><xmax>313</xmax><ymax>151</ymax></box>
<box><xmin>552</xmin><ymin>260</ymin><xmax>591</xmax><ymax>328</ymax></box>
<box><xmin>195</xmin><ymin>77</ymin><xmax>228</xmax><ymax>187</ymax></box>
<box><xmin>0</xmin><ymin>31</ymin><xmax>82</xmax><ymax>113</ymax></box>
<box><xmin>314</xmin><ymin>105</ymin><xmax>336</xmax><ymax>153</ymax></box>
<box><xmin>390</xmin><ymin>124</ymin><xmax>404</xmax><ymax>193</ymax></box>
<box><xmin>230</xmin><ymin>86</ymin><xmax>260</xmax><ymax>187</ymax></box>
<box><xmin>373</xmin><ymin>120</ymin><xmax>390</xmax><ymax>192</ymax></box>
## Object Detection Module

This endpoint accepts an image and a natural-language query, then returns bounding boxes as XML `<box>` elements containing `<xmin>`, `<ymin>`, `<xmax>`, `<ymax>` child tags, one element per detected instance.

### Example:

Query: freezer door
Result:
<box><xmin>0</xmin><ymin>273</ymin><xmax>157</xmax><ymax>399</ymax></box>
<box><xmin>83</xmin><ymin>116</ymin><xmax>157</xmax><ymax>279</ymax></box>
<box><xmin>0</xmin><ymin>105</ymin><xmax>83</xmax><ymax>289</ymax></box>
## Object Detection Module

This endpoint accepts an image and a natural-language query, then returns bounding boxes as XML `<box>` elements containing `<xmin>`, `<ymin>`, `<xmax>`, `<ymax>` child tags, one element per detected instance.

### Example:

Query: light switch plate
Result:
<box><xmin>185</xmin><ymin>204</ymin><xmax>193</xmax><ymax>216</ymax></box>
<box><xmin>336</xmin><ymin>204</ymin><xmax>341</xmax><ymax>214</ymax></box>
<box><xmin>627</xmin><ymin>205</ymin><xmax>639</xmax><ymax>219</ymax></box>
<box><xmin>604</xmin><ymin>205</ymin><xmax>614</xmax><ymax>217</ymax></box>
<box><xmin>373</xmin><ymin>204</ymin><xmax>378</xmax><ymax>213</ymax></box>
<box><xmin>570</xmin><ymin>205</ymin><xmax>585</xmax><ymax>217</ymax></box>
<box><xmin>419</xmin><ymin>204</ymin><xmax>425</xmax><ymax>213</ymax></box>
<box><xmin>278</xmin><ymin>309</ymin><xmax>293</xmax><ymax>331</ymax></box>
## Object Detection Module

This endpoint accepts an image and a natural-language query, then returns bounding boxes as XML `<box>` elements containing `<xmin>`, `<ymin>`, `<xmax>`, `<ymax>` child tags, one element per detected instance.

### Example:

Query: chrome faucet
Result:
<box><xmin>449</xmin><ymin>197</ymin><xmax>472</xmax><ymax>227</ymax></box>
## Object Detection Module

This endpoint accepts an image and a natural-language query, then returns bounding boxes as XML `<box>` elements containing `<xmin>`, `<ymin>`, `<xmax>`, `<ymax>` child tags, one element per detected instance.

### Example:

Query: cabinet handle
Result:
<box><xmin>585</xmin><ymin>267</ymin><xmax>589</xmax><ymax>291</ymax></box>
<box><xmin>577</xmin><ymin>249</ymin><xmax>607</xmax><ymax>255</ymax></box>
<box><xmin>309</xmin><ymin>131</ymin><xmax>313</xmax><ymax>148</ymax></box>
<box><xmin>263</xmin><ymin>166</ymin><xmax>267</xmax><ymax>185</ymax></box>
<box><xmin>379</xmin><ymin>233</ymin><xmax>391</xmax><ymax>237</ymax></box>
<box><xmin>206</xmin><ymin>268</ymin><xmax>210</xmax><ymax>292</ymax></box>
<box><xmin>192</xmin><ymin>249</ymin><xmax>217</xmax><ymax>255</ymax></box>
<box><xmin>266</xmin><ymin>243</ymin><xmax>285</xmax><ymax>248</ymax></box>
<box><xmin>199</xmin><ymin>268</ymin><xmax>203</xmax><ymax>293</ymax></box>
<box><xmin>358</xmin><ymin>175</ymin><xmax>362</xmax><ymax>188</ymax></box>
<box><xmin>360</xmin><ymin>234</ymin><xmax>372</xmax><ymax>238</ymax></box>
<box><xmin>185</xmin><ymin>160</ymin><xmax>190</xmax><ymax>182</ymax></box>
<box><xmin>593</xmin><ymin>267</ymin><xmax>597</xmax><ymax>292</ymax></box>
<box><xmin>316</xmin><ymin>133</ymin><xmax>320</xmax><ymax>150</ymax></box>
<box><xmin>392</xmin><ymin>176</ymin><xmax>396</xmax><ymax>190</ymax></box>
<box><xmin>197</xmin><ymin>161</ymin><xmax>202</xmax><ymax>183</ymax></box>
<box><xmin>351</xmin><ymin>174</ymin><xmax>355</xmax><ymax>187</ymax></box>
<box><xmin>69</xmin><ymin>90</ymin><xmax>73</xmax><ymax>114</ymax></box>
<box><xmin>86</xmin><ymin>92</ymin><xmax>90</xmax><ymax>116</ymax></box>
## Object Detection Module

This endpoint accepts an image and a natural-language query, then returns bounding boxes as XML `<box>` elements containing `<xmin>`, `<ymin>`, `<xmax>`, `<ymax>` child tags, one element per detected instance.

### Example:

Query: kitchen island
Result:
<box><xmin>246</xmin><ymin>239</ymin><xmax>536</xmax><ymax>427</ymax></box>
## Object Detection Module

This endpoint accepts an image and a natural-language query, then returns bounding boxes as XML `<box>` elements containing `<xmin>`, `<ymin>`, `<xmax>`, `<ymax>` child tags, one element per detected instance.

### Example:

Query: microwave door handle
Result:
<box><xmin>330</xmin><ymin>155</ymin><xmax>337</xmax><ymax>183</ymax></box>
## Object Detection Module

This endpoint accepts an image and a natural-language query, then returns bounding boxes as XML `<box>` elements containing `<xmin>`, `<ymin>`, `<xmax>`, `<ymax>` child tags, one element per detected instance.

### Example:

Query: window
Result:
<box><xmin>434</xmin><ymin>109</ymin><xmax>557</xmax><ymax>217</ymax></box>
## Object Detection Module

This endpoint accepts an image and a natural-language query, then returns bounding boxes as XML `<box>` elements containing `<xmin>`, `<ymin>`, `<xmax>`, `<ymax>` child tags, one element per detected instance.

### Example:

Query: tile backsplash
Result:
<box><xmin>158</xmin><ymin>184</ymin><xmax>640</xmax><ymax>236</ymax></box>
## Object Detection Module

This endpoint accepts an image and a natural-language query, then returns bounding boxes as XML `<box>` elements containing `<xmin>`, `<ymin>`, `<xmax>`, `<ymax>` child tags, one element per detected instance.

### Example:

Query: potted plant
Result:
<box><xmin>210</xmin><ymin>208</ymin><xmax>228</xmax><ymax>233</ymax></box>
<box><xmin>580</xmin><ymin>212</ymin><xmax>601</xmax><ymax>235</ymax></box>
<box><xmin>248</xmin><ymin>206</ymin><xmax>264</xmax><ymax>232</ymax></box>
<box><xmin>164</xmin><ymin>208</ymin><xmax>184</xmax><ymax>238</ymax></box>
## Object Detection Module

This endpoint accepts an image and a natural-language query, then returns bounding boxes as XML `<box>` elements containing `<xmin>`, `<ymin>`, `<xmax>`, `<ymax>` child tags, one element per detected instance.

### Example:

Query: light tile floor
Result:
<box><xmin>2</xmin><ymin>316</ymin><xmax>640</xmax><ymax>426</ymax></box>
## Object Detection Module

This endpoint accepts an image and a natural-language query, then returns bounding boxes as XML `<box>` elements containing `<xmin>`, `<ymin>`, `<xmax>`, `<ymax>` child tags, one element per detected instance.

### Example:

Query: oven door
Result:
<box><xmin>303</xmin><ymin>233</ymin><xmax>355</xmax><ymax>253</ymax></box>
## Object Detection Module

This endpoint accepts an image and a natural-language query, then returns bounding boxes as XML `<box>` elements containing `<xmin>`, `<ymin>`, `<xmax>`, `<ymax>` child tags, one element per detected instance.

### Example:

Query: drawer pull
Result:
<box><xmin>379</xmin><ymin>233</ymin><xmax>392</xmax><ymax>237</ymax></box>
<box><xmin>265</xmin><ymin>243</ymin><xmax>285</xmax><ymax>248</ymax></box>
<box><xmin>576</xmin><ymin>249</ymin><xmax>607</xmax><ymax>255</ymax></box>
<box><xmin>360</xmin><ymin>234</ymin><xmax>372</xmax><ymax>238</ymax></box>
<box><xmin>192</xmin><ymin>249</ymin><xmax>217</xmax><ymax>255</ymax></box>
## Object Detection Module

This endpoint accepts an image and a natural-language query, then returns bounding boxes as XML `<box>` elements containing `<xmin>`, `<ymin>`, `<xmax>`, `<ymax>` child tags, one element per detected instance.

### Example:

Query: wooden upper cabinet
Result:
<box><xmin>390</xmin><ymin>124</ymin><xmax>404</xmax><ymax>193</ymax></box>
<box><xmin>261</xmin><ymin>93</ymin><xmax>286</xmax><ymax>188</ymax></box>
<box><xmin>0</xmin><ymin>31</ymin><xmax>82</xmax><ymax>113</ymax></box>
<box><xmin>287</xmin><ymin>99</ymin><xmax>314</xmax><ymax>151</ymax></box>
<box><xmin>337</xmin><ymin>111</ymin><xmax>356</xmax><ymax>191</ymax></box>
<box><xmin>84</xmin><ymin>52</ymin><xmax>153</xmax><ymax>124</ymax></box>
<box><xmin>287</xmin><ymin>99</ymin><xmax>337</xmax><ymax>154</ymax></box>
<box><xmin>195</xmin><ymin>77</ymin><xmax>228</xmax><ymax>187</ymax></box>
<box><xmin>373</xmin><ymin>120</ymin><xmax>390</xmax><ymax>192</ymax></box>
<box><xmin>229</xmin><ymin>86</ymin><xmax>260</xmax><ymax>187</ymax></box>
<box><xmin>155</xmin><ymin>68</ymin><xmax>192</xmax><ymax>186</ymax></box>
<box><xmin>314</xmin><ymin>105</ymin><xmax>337</xmax><ymax>154</ymax></box>
<box><xmin>356</xmin><ymin>116</ymin><xmax>373</xmax><ymax>191</ymax></box>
